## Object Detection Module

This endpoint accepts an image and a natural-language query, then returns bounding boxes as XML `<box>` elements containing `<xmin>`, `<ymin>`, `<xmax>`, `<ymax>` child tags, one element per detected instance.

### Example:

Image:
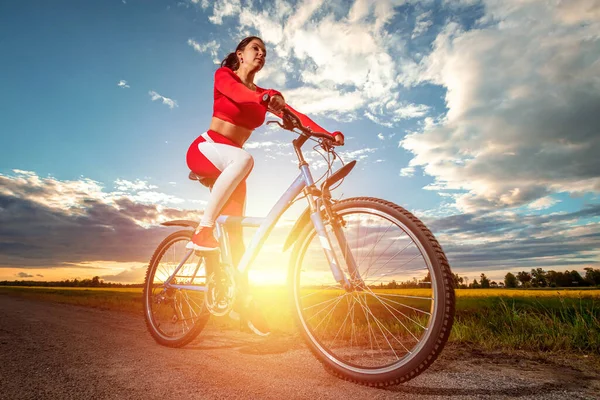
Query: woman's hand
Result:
<box><xmin>334</xmin><ymin>132</ymin><xmax>344</xmax><ymax>146</ymax></box>
<box><xmin>268</xmin><ymin>95</ymin><xmax>285</xmax><ymax>113</ymax></box>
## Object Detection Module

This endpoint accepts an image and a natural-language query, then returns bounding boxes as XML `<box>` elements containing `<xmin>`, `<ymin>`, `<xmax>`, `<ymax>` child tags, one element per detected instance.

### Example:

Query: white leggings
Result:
<box><xmin>197</xmin><ymin>133</ymin><xmax>254</xmax><ymax>228</ymax></box>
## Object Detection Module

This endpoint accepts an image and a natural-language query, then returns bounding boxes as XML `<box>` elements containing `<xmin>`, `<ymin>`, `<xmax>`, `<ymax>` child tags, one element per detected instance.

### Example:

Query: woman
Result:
<box><xmin>185</xmin><ymin>36</ymin><xmax>344</xmax><ymax>335</ymax></box>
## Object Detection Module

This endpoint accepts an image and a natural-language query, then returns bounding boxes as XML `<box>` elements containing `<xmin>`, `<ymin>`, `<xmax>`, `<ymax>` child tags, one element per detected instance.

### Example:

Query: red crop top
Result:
<box><xmin>213</xmin><ymin>67</ymin><xmax>343</xmax><ymax>140</ymax></box>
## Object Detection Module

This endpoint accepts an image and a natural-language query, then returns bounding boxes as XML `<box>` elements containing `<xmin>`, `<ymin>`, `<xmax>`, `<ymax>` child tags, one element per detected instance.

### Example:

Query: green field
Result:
<box><xmin>1</xmin><ymin>286</ymin><xmax>598</xmax><ymax>354</ymax></box>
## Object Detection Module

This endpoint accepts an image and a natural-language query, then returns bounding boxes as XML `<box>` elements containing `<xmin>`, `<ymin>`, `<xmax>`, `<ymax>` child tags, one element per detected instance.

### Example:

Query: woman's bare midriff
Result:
<box><xmin>209</xmin><ymin>117</ymin><xmax>253</xmax><ymax>147</ymax></box>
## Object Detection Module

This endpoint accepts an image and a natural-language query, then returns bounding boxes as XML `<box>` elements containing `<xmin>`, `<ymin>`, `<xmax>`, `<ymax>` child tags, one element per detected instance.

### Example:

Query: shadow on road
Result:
<box><xmin>385</xmin><ymin>382</ymin><xmax>570</xmax><ymax>397</ymax></box>
<box><xmin>185</xmin><ymin>331</ymin><xmax>301</xmax><ymax>355</ymax></box>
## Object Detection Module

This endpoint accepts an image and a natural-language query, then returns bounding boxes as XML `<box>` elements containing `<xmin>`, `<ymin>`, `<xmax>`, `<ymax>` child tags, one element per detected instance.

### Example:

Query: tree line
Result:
<box><xmin>0</xmin><ymin>276</ymin><xmax>143</xmax><ymax>288</ymax></box>
<box><xmin>375</xmin><ymin>267</ymin><xmax>600</xmax><ymax>289</ymax></box>
<box><xmin>501</xmin><ymin>267</ymin><xmax>600</xmax><ymax>288</ymax></box>
<box><xmin>3</xmin><ymin>268</ymin><xmax>600</xmax><ymax>290</ymax></box>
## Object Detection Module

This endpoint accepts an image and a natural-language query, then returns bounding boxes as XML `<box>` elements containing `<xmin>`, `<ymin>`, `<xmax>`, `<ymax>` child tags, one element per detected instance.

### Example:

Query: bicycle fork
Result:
<box><xmin>305</xmin><ymin>190</ymin><xmax>361</xmax><ymax>291</ymax></box>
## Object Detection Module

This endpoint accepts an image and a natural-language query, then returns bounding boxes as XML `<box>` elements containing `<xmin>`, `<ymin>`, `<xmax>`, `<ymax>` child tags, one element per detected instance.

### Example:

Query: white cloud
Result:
<box><xmin>412</xmin><ymin>10</ymin><xmax>433</xmax><ymax>39</ymax></box>
<box><xmin>528</xmin><ymin>196</ymin><xmax>560</xmax><ymax>211</ymax></box>
<box><xmin>114</xmin><ymin>179</ymin><xmax>157</xmax><ymax>192</ymax></box>
<box><xmin>399</xmin><ymin>0</ymin><xmax>600</xmax><ymax>212</ymax></box>
<box><xmin>0</xmin><ymin>170</ymin><xmax>204</xmax><ymax>269</ymax></box>
<box><xmin>400</xmin><ymin>166</ymin><xmax>415</xmax><ymax>177</ymax></box>
<box><xmin>187</xmin><ymin>39</ymin><xmax>221</xmax><ymax>64</ymax></box>
<box><xmin>338</xmin><ymin>147</ymin><xmax>377</xmax><ymax>161</ymax></box>
<box><xmin>148</xmin><ymin>90</ymin><xmax>178</xmax><ymax>109</ymax></box>
<box><xmin>283</xmin><ymin>86</ymin><xmax>365</xmax><ymax>116</ymax></box>
<box><xmin>0</xmin><ymin>171</ymin><xmax>186</xmax><ymax>214</ymax></box>
<box><xmin>244</xmin><ymin>141</ymin><xmax>289</xmax><ymax>150</ymax></box>
<box><xmin>125</xmin><ymin>191</ymin><xmax>185</xmax><ymax>205</ymax></box>
<box><xmin>208</xmin><ymin>0</ymin><xmax>241</xmax><ymax>24</ymax></box>
<box><xmin>377</xmin><ymin>133</ymin><xmax>385</xmax><ymax>140</ymax></box>
<box><xmin>190</xmin><ymin>0</ymin><xmax>210</xmax><ymax>8</ymax></box>
<box><xmin>117</xmin><ymin>80</ymin><xmax>130</xmax><ymax>88</ymax></box>
<box><xmin>201</xmin><ymin>0</ymin><xmax>428</xmax><ymax>127</ymax></box>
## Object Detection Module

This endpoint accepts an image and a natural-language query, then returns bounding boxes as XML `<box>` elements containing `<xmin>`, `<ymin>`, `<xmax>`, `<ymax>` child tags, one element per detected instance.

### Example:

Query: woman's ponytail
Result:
<box><xmin>220</xmin><ymin>52</ymin><xmax>239</xmax><ymax>71</ymax></box>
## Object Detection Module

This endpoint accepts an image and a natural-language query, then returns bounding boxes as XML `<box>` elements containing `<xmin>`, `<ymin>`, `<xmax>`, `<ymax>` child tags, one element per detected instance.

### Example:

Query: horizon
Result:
<box><xmin>1</xmin><ymin>0</ymin><xmax>599</xmax><ymax>285</ymax></box>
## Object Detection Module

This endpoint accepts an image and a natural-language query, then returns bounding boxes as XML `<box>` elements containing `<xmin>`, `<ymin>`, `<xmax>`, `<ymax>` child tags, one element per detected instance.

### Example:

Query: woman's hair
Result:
<box><xmin>221</xmin><ymin>36</ymin><xmax>264</xmax><ymax>71</ymax></box>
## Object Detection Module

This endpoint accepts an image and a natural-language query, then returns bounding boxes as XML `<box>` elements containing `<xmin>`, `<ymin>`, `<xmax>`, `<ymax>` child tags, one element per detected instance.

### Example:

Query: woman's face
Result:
<box><xmin>237</xmin><ymin>39</ymin><xmax>266</xmax><ymax>71</ymax></box>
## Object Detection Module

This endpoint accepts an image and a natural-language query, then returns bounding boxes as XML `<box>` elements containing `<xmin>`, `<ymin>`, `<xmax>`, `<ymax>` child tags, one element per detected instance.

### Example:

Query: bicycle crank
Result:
<box><xmin>204</xmin><ymin>265</ymin><xmax>236</xmax><ymax>317</ymax></box>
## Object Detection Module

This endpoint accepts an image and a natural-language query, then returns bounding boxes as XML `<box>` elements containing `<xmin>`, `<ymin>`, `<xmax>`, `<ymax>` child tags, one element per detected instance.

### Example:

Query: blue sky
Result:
<box><xmin>1</xmin><ymin>0</ymin><xmax>599</xmax><ymax>284</ymax></box>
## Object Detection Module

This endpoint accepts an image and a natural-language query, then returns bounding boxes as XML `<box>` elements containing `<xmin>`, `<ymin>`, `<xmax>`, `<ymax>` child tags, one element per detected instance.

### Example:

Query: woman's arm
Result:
<box><xmin>275</xmin><ymin>104</ymin><xmax>344</xmax><ymax>143</ymax></box>
<box><xmin>215</xmin><ymin>67</ymin><xmax>281</xmax><ymax>104</ymax></box>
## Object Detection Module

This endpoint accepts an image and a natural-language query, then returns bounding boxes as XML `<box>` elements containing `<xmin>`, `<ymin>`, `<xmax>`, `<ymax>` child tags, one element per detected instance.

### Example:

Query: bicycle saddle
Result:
<box><xmin>188</xmin><ymin>171</ymin><xmax>215</xmax><ymax>188</ymax></box>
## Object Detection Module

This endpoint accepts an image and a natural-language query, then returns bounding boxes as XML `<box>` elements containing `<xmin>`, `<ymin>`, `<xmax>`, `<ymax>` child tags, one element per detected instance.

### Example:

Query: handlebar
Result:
<box><xmin>266</xmin><ymin>107</ymin><xmax>336</xmax><ymax>143</ymax></box>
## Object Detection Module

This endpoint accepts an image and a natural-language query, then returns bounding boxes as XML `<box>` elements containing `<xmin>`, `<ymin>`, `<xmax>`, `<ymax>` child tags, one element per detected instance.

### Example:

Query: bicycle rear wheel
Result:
<box><xmin>289</xmin><ymin>197</ymin><xmax>454</xmax><ymax>385</ymax></box>
<box><xmin>143</xmin><ymin>230</ymin><xmax>210</xmax><ymax>347</ymax></box>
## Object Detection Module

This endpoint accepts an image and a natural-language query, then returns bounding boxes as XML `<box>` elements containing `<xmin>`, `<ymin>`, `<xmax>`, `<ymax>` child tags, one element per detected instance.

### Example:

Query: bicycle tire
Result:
<box><xmin>143</xmin><ymin>230</ymin><xmax>210</xmax><ymax>347</ymax></box>
<box><xmin>289</xmin><ymin>197</ymin><xmax>455</xmax><ymax>386</ymax></box>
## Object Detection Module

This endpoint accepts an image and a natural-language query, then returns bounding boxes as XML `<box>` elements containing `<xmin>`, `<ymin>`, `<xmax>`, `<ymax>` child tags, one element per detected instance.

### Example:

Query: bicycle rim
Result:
<box><xmin>292</xmin><ymin>205</ymin><xmax>440</xmax><ymax>374</ymax></box>
<box><xmin>145</xmin><ymin>231</ymin><xmax>208</xmax><ymax>343</ymax></box>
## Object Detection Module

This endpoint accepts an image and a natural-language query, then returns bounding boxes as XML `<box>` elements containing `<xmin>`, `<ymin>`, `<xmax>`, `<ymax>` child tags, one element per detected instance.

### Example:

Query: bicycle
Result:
<box><xmin>142</xmin><ymin>107</ymin><xmax>455</xmax><ymax>386</ymax></box>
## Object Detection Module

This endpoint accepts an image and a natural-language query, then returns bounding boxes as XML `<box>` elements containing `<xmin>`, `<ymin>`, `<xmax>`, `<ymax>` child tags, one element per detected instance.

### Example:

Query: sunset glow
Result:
<box><xmin>1</xmin><ymin>0</ymin><xmax>599</xmax><ymax>284</ymax></box>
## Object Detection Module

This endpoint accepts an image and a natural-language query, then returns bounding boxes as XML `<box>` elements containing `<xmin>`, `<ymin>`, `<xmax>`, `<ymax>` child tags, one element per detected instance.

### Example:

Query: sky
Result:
<box><xmin>1</xmin><ymin>0</ymin><xmax>599</xmax><ymax>284</ymax></box>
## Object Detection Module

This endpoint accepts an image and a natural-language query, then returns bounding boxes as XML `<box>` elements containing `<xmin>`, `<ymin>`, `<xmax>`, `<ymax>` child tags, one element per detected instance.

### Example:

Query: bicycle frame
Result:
<box><xmin>164</xmin><ymin>163</ymin><xmax>353</xmax><ymax>292</ymax></box>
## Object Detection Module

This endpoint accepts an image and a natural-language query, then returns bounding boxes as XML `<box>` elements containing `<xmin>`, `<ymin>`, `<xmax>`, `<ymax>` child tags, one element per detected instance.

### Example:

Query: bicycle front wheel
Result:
<box><xmin>289</xmin><ymin>197</ymin><xmax>454</xmax><ymax>385</ymax></box>
<box><xmin>143</xmin><ymin>230</ymin><xmax>210</xmax><ymax>347</ymax></box>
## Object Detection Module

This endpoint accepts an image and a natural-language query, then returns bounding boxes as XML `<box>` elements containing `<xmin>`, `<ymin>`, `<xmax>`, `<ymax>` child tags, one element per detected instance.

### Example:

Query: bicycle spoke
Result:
<box><xmin>303</xmin><ymin>295</ymin><xmax>343</xmax><ymax>312</ymax></box>
<box><xmin>144</xmin><ymin>232</ymin><xmax>208</xmax><ymax>343</ymax></box>
<box><xmin>366</xmin><ymin>289</ymin><xmax>428</xmax><ymax>332</ymax></box>
<box><xmin>363</xmin><ymin>242</ymin><xmax>418</xmax><ymax>282</ymax></box>
<box><xmin>360</xmin><ymin>221</ymin><xmax>395</xmax><ymax>272</ymax></box>
<box><xmin>369</xmin><ymin>293</ymin><xmax>432</xmax><ymax>315</ymax></box>
<box><xmin>310</xmin><ymin>293</ymin><xmax>348</xmax><ymax>333</ymax></box>
<box><xmin>294</xmin><ymin>203</ymin><xmax>451</xmax><ymax>376</ymax></box>
<box><xmin>305</xmin><ymin>294</ymin><xmax>346</xmax><ymax>324</ymax></box>
<box><xmin>355</xmin><ymin>296</ymin><xmax>405</xmax><ymax>357</ymax></box>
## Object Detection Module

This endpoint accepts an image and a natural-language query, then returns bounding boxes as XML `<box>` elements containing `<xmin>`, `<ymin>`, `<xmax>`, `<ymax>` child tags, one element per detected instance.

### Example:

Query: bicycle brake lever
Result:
<box><xmin>266</xmin><ymin>120</ymin><xmax>285</xmax><ymax>129</ymax></box>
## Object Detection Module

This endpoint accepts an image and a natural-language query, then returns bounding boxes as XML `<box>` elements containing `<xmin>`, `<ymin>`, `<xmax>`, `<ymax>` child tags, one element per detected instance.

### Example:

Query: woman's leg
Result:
<box><xmin>219</xmin><ymin>181</ymin><xmax>247</xmax><ymax>269</ymax></box>
<box><xmin>186</xmin><ymin>134</ymin><xmax>269</xmax><ymax>335</ymax></box>
<box><xmin>186</xmin><ymin>136</ymin><xmax>253</xmax><ymax>251</ymax></box>
<box><xmin>196</xmin><ymin>141</ymin><xmax>253</xmax><ymax>229</ymax></box>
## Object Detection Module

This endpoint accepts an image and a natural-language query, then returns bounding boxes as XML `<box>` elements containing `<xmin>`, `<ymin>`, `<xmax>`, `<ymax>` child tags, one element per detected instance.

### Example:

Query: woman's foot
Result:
<box><xmin>243</xmin><ymin>299</ymin><xmax>271</xmax><ymax>336</ymax></box>
<box><xmin>186</xmin><ymin>227</ymin><xmax>219</xmax><ymax>251</ymax></box>
<box><xmin>230</xmin><ymin>297</ymin><xmax>271</xmax><ymax>336</ymax></box>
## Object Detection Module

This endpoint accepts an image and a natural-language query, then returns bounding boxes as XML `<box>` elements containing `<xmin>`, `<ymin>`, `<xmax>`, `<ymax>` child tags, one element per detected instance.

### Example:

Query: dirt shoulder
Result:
<box><xmin>0</xmin><ymin>294</ymin><xmax>598</xmax><ymax>400</ymax></box>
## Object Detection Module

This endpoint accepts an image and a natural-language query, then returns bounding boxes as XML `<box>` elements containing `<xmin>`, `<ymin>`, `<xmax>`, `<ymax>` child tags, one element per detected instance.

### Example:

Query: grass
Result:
<box><xmin>1</xmin><ymin>286</ymin><xmax>599</xmax><ymax>354</ymax></box>
<box><xmin>0</xmin><ymin>286</ymin><xmax>142</xmax><ymax>313</ymax></box>
<box><xmin>452</xmin><ymin>294</ymin><xmax>600</xmax><ymax>354</ymax></box>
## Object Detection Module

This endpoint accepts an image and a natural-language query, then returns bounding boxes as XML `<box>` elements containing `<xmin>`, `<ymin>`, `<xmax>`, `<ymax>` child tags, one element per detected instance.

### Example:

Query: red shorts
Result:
<box><xmin>186</xmin><ymin>130</ymin><xmax>248</xmax><ymax>217</ymax></box>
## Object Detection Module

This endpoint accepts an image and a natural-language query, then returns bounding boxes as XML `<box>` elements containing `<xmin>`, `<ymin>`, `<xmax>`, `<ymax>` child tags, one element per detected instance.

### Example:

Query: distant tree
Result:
<box><xmin>504</xmin><ymin>272</ymin><xmax>518</xmax><ymax>288</ymax></box>
<box><xmin>422</xmin><ymin>272</ymin><xmax>431</xmax><ymax>283</ymax></box>
<box><xmin>584</xmin><ymin>267</ymin><xmax>600</xmax><ymax>286</ymax></box>
<box><xmin>531</xmin><ymin>268</ymin><xmax>547</xmax><ymax>287</ymax></box>
<box><xmin>91</xmin><ymin>276</ymin><xmax>100</xmax><ymax>287</ymax></box>
<box><xmin>470</xmin><ymin>279</ymin><xmax>480</xmax><ymax>288</ymax></box>
<box><xmin>452</xmin><ymin>273</ymin><xmax>464</xmax><ymax>289</ymax></box>
<box><xmin>516</xmin><ymin>271</ymin><xmax>532</xmax><ymax>286</ymax></box>
<box><xmin>480</xmin><ymin>273</ymin><xmax>490</xmax><ymax>288</ymax></box>
<box><xmin>569</xmin><ymin>270</ymin><xmax>585</xmax><ymax>286</ymax></box>
<box><xmin>546</xmin><ymin>270</ymin><xmax>562</xmax><ymax>287</ymax></box>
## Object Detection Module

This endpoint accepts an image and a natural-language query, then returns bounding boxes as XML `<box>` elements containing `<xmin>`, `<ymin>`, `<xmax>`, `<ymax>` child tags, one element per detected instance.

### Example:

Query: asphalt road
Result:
<box><xmin>0</xmin><ymin>295</ymin><xmax>598</xmax><ymax>400</ymax></box>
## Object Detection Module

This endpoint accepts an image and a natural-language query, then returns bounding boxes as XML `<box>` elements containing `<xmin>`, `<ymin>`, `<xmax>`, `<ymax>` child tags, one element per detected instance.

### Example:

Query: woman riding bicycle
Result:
<box><xmin>185</xmin><ymin>36</ymin><xmax>344</xmax><ymax>335</ymax></box>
